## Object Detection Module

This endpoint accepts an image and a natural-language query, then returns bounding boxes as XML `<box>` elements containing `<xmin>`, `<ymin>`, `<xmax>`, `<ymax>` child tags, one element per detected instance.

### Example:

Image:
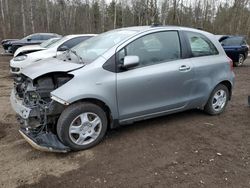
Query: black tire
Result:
<box><xmin>234</xmin><ymin>54</ymin><xmax>245</xmax><ymax>67</ymax></box>
<box><xmin>57</xmin><ymin>102</ymin><xmax>108</xmax><ymax>151</ymax></box>
<box><xmin>204</xmin><ymin>84</ymin><xmax>229</xmax><ymax>115</ymax></box>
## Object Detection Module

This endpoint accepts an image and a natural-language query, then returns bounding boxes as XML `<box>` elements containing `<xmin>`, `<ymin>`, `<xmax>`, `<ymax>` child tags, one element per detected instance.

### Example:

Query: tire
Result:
<box><xmin>234</xmin><ymin>54</ymin><xmax>245</xmax><ymax>67</ymax></box>
<box><xmin>57</xmin><ymin>102</ymin><xmax>108</xmax><ymax>151</ymax></box>
<box><xmin>204</xmin><ymin>84</ymin><xmax>229</xmax><ymax>115</ymax></box>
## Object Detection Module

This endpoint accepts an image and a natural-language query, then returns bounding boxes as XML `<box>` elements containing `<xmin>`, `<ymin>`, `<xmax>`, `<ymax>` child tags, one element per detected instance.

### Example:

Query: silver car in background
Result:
<box><xmin>10</xmin><ymin>26</ymin><xmax>235</xmax><ymax>152</ymax></box>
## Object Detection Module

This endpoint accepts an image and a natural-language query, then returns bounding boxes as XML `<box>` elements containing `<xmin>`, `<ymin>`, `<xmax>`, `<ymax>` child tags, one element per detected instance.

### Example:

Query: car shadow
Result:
<box><xmin>106</xmin><ymin>109</ymin><xmax>206</xmax><ymax>139</ymax></box>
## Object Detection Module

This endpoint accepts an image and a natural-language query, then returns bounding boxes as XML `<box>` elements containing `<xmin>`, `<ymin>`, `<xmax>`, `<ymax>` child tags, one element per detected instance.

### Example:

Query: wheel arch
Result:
<box><xmin>70</xmin><ymin>98</ymin><xmax>118</xmax><ymax>129</ymax></box>
<box><xmin>218</xmin><ymin>80</ymin><xmax>233</xmax><ymax>100</ymax></box>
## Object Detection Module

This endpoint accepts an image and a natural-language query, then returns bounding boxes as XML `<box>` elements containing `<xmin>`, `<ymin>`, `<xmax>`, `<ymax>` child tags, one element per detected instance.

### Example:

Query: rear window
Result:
<box><xmin>186</xmin><ymin>31</ymin><xmax>219</xmax><ymax>57</ymax></box>
<box><xmin>220</xmin><ymin>37</ymin><xmax>243</xmax><ymax>46</ymax></box>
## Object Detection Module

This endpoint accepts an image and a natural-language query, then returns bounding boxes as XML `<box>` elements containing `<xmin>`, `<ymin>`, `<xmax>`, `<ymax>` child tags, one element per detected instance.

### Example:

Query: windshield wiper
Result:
<box><xmin>65</xmin><ymin>49</ymin><xmax>85</xmax><ymax>65</ymax></box>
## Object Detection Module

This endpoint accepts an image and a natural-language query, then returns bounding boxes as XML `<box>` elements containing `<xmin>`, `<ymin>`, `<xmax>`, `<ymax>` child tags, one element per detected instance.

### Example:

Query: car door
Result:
<box><xmin>116</xmin><ymin>31</ymin><xmax>195</xmax><ymax>121</ymax></box>
<box><xmin>184</xmin><ymin>31</ymin><xmax>223</xmax><ymax>106</ymax></box>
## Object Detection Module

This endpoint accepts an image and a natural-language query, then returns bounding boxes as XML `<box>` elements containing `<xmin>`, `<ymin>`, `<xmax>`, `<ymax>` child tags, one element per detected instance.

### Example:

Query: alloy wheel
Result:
<box><xmin>69</xmin><ymin>112</ymin><xmax>102</xmax><ymax>145</ymax></box>
<box><xmin>212</xmin><ymin>89</ymin><xmax>227</xmax><ymax>112</ymax></box>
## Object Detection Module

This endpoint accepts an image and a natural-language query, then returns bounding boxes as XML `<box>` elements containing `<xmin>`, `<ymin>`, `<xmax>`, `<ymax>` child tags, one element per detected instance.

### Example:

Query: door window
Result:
<box><xmin>30</xmin><ymin>34</ymin><xmax>41</xmax><ymax>40</ymax></box>
<box><xmin>118</xmin><ymin>31</ymin><xmax>181</xmax><ymax>68</ymax></box>
<box><xmin>42</xmin><ymin>34</ymin><xmax>54</xmax><ymax>40</ymax></box>
<box><xmin>186</xmin><ymin>32</ymin><xmax>218</xmax><ymax>57</ymax></box>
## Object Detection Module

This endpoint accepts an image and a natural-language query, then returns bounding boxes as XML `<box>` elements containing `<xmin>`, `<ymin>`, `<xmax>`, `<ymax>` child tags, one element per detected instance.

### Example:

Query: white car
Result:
<box><xmin>10</xmin><ymin>34</ymin><xmax>96</xmax><ymax>74</ymax></box>
<box><xmin>14</xmin><ymin>37</ymin><xmax>61</xmax><ymax>57</ymax></box>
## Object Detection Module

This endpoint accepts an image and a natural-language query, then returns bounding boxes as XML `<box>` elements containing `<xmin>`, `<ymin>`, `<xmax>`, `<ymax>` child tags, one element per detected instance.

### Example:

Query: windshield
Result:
<box><xmin>48</xmin><ymin>36</ymin><xmax>70</xmax><ymax>48</ymax></box>
<box><xmin>40</xmin><ymin>38</ymin><xmax>60</xmax><ymax>48</ymax></box>
<box><xmin>221</xmin><ymin>37</ymin><xmax>243</xmax><ymax>46</ymax></box>
<box><xmin>71</xmin><ymin>30</ymin><xmax>138</xmax><ymax>63</ymax></box>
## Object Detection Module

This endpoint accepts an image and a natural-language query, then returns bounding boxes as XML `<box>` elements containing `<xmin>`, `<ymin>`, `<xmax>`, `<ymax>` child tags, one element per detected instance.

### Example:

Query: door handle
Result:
<box><xmin>179</xmin><ymin>65</ymin><xmax>191</xmax><ymax>72</ymax></box>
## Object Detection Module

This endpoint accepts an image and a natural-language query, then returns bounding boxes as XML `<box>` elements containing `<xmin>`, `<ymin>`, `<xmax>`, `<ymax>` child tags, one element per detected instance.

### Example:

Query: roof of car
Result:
<box><xmin>216</xmin><ymin>35</ymin><xmax>245</xmax><ymax>38</ymax></box>
<box><xmin>36</xmin><ymin>33</ymin><xmax>60</xmax><ymax>35</ymax></box>
<box><xmin>113</xmin><ymin>25</ymin><xmax>213</xmax><ymax>36</ymax></box>
<box><xmin>63</xmin><ymin>34</ymin><xmax>97</xmax><ymax>39</ymax></box>
<box><xmin>216</xmin><ymin>35</ymin><xmax>246</xmax><ymax>42</ymax></box>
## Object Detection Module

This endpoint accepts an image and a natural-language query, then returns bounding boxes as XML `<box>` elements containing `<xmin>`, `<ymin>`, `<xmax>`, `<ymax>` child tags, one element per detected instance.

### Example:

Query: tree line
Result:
<box><xmin>0</xmin><ymin>0</ymin><xmax>249</xmax><ymax>40</ymax></box>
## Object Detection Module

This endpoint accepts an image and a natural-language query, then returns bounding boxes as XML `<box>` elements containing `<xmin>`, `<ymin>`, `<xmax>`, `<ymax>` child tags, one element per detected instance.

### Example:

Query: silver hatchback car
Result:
<box><xmin>10</xmin><ymin>26</ymin><xmax>235</xmax><ymax>152</ymax></box>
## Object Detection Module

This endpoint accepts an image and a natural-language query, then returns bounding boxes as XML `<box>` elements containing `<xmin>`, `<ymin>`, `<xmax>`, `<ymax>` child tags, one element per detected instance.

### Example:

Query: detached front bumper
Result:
<box><xmin>10</xmin><ymin>90</ymin><xmax>70</xmax><ymax>153</ymax></box>
<box><xmin>19</xmin><ymin>129</ymin><xmax>70</xmax><ymax>153</ymax></box>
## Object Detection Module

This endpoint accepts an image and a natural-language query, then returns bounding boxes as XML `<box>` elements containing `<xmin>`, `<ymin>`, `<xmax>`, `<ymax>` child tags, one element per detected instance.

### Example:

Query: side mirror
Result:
<box><xmin>58</xmin><ymin>45</ymin><xmax>69</xmax><ymax>52</ymax></box>
<box><xmin>122</xmin><ymin>56</ymin><xmax>139</xmax><ymax>69</ymax></box>
<box><xmin>27</xmin><ymin>38</ymin><xmax>31</xmax><ymax>41</ymax></box>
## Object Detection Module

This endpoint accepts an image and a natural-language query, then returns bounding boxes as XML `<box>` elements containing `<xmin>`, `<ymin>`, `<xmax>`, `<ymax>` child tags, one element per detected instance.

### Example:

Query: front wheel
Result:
<box><xmin>57</xmin><ymin>102</ymin><xmax>108</xmax><ymax>151</ymax></box>
<box><xmin>204</xmin><ymin>84</ymin><xmax>229</xmax><ymax>115</ymax></box>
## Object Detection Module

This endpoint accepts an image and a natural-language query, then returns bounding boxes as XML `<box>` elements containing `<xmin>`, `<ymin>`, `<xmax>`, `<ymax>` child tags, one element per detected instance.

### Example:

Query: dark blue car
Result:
<box><xmin>217</xmin><ymin>35</ymin><xmax>249</xmax><ymax>67</ymax></box>
<box><xmin>2</xmin><ymin>33</ymin><xmax>61</xmax><ymax>54</ymax></box>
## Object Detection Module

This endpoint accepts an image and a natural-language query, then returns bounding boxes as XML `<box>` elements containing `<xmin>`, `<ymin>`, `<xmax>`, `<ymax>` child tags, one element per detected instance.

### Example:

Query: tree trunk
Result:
<box><xmin>113</xmin><ymin>0</ymin><xmax>117</xmax><ymax>29</ymax></box>
<box><xmin>0</xmin><ymin>0</ymin><xmax>5</xmax><ymax>38</ymax></box>
<box><xmin>30</xmin><ymin>0</ymin><xmax>35</xmax><ymax>33</ymax></box>
<box><xmin>21</xmin><ymin>0</ymin><xmax>26</xmax><ymax>36</ymax></box>
<box><xmin>45</xmin><ymin>0</ymin><xmax>50</xmax><ymax>32</ymax></box>
<box><xmin>4</xmin><ymin>0</ymin><xmax>10</xmax><ymax>36</ymax></box>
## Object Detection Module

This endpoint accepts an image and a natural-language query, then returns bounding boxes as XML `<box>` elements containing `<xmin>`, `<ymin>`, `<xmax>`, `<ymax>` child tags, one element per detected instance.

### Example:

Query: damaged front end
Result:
<box><xmin>10</xmin><ymin>73</ymin><xmax>73</xmax><ymax>152</ymax></box>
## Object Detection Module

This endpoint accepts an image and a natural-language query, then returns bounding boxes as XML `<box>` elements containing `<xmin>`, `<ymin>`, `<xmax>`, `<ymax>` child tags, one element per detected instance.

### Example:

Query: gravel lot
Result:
<box><xmin>0</xmin><ymin>54</ymin><xmax>249</xmax><ymax>188</ymax></box>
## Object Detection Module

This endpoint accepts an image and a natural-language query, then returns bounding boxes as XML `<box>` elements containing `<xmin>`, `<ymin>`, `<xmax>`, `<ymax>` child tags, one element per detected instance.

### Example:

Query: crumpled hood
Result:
<box><xmin>22</xmin><ymin>58</ymin><xmax>84</xmax><ymax>79</ymax></box>
<box><xmin>14</xmin><ymin>45</ymin><xmax>44</xmax><ymax>57</ymax></box>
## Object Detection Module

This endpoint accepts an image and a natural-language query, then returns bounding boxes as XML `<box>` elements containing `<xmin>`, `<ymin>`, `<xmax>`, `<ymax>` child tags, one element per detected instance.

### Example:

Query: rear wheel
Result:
<box><xmin>204</xmin><ymin>84</ymin><xmax>229</xmax><ymax>115</ymax></box>
<box><xmin>57</xmin><ymin>102</ymin><xmax>108</xmax><ymax>151</ymax></box>
<box><xmin>234</xmin><ymin>54</ymin><xmax>244</xmax><ymax>67</ymax></box>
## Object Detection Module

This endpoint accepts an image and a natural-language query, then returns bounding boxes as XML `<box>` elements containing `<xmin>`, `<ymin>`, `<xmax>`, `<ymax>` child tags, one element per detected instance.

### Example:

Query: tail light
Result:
<box><xmin>227</xmin><ymin>57</ymin><xmax>233</xmax><ymax>71</ymax></box>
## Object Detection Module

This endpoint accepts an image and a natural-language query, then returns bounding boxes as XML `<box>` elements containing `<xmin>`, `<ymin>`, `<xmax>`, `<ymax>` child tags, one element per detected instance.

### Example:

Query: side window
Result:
<box><xmin>42</xmin><ymin>34</ymin><xmax>53</xmax><ymax>40</ymax></box>
<box><xmin>118</xmin><ymin>31</ymin><xmax>181</xmax><ymax>68</ymax></box>
<box><xmin>186</xmin><ymin>32</ymin><xmax>218</xmax><ymax>57</ymax></box>
<box><xmin>30</xmin><ymin>34</ymin><xmax>41</xmax><ymax>40</ymax></box>
<box><xmin>61</xmin><ymin>37</ymin><xmax>89</xmax><ymax>49</ymax></box>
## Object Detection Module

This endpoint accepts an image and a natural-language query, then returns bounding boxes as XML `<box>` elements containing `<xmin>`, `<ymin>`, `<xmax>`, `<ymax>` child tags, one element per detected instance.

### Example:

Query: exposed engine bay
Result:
<box><xmin>12</xmin><ymin>72</ymin><xmax>73</xmax><ymax>152</ymax></box>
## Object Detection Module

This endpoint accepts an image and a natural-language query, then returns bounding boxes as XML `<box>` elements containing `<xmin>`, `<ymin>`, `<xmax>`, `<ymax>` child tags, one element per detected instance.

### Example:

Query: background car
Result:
<box><xmin>217</xmin><ymin>35</ymin><xmax>249</xmax><ymax>66</ymax></box>
<box><xmin>1</xmin><ymin>39</ymin><xmax>19</xmax><ymax>53</ymax></box>
<box><xmin>10</xmin><ymin>34</ymin><xmax>97</xmax><ymax>74</ymax></box>
<box><xmin>2</xmin><ymin>33</ymin><xmax>61</xmax><ymax>54</ymax></box>
<box><xmin>14</xmin><ymin>37</ymin><xmax>61</xmax><ymax>57</ymax></box>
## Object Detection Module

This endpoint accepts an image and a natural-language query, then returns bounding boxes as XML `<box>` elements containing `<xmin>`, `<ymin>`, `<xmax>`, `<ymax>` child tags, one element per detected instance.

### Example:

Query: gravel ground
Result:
<box><xmin>0</xmin><ymin>54</ymin><xmax>249</xmax><ymax>188</ymax></box>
